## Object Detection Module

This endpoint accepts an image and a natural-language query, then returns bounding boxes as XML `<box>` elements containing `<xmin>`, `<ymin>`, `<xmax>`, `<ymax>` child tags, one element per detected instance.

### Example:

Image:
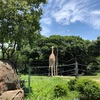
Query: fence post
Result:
<box><xmin>56</xmin><ymin>47</ymin><xmax>58</xmax><ymax>75</ymax></box>
<box><xmin>28</xmin><ymin>66</ymin><xmax>31</xmax><ymax>92</ymax></box>
<box><xmin>75</xmin><ymin>61</ymin><xmax>78</xmax><ymax>78</ymax></box>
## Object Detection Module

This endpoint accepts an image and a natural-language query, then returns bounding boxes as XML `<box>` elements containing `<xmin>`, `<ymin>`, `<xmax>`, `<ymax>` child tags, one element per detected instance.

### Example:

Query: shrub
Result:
<box><xmin>54</xmin><ymin>85</ymin><xmax>67</xmax><ymax>98</ymax></box>
<box><xmin>68</xmin><ymin>79</ymin><xmax>77</xmax><ymax>91</ymax></box>
<box><xmin>68</xmin><ymin>78</ymin><xmax>100</xmax><ymax>100</ymax></box>
<box><xmin>20</xmin><ymin>79</ymin><xmax>32</xmax><ymax>97</ymax></box>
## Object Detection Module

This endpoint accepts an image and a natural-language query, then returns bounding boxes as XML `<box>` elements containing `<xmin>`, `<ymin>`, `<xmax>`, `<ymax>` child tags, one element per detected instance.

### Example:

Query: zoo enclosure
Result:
<box><xmin>29</xmin><ymin>59</ymin><xmax>87</xmax><ymax>76</ymax></box>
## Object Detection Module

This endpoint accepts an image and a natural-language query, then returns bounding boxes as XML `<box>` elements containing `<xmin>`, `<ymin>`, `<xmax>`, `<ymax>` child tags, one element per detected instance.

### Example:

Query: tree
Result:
<box><xmin>0</xmin><ymin>0</ymin><xmax>46</xmax><ymax>60</ymax></box>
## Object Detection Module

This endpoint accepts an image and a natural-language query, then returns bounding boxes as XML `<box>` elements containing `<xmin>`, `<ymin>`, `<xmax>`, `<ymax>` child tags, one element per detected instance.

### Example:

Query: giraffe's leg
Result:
<box><xmin>51</xmin><ymin>67</ymin><xmax>53</xmax><ymax>76</ymax></box>
<box><xmin>55</xmin><ymin>65</ymin><xmax>58</xmax><ymax>75</ymax></box>
<box><xmin>48</xmin><ymin>66</ymin><xmax>50</xmax><ymax>76</ymax></box>
<box><xmin>54</xmin><ymin>65</ymin><xmax>55</xmax><ymax>76</ymax></box>
<box><xmin>53</xmin><ymin>66</ymin><xmax>54</xmax><ymax>76</ymax></box>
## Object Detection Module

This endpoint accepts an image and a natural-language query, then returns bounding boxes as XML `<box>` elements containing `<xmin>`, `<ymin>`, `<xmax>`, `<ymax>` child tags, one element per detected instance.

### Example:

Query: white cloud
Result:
<box><xmin>91</xmin><ymin>10</ymin><xmax>100</xmax><ymax>15</ymax></box>
<box><xmin>40</xmin><ymin>25</ymin><xmax>51</xmax><ymax>36</ymax></box>
<box><xmin>43</xmin><ymin>0</ymin><xmax>100</xmax><ymax>30</ymax></box>
<box><xmin>87</xmin><ymin>10</ymin><xmax>100</xmax><ymax>29</ymax></box>
<box><xmin>51</xmin><ymin>0</ymin><xmax>89</xmax><ymax>24</ymax></box>
<box><xmin>89</xmin><ymin>15</ymin><xmax>100</xmax><ymax>29</ymax></box>
<box><xmin>40</xmin><ymin>17</ymin><xmax>52</xmax><ymax>25</ymax></box>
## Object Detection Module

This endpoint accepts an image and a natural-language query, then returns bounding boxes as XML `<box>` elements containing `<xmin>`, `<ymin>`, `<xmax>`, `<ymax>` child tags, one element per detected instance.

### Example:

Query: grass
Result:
<box><xmin>20</xmin><ymin>72</ymin><xmax>100</xmax><ymax>100</ymax></box>
<box><xmin>21</xmin><ymin>75</ymin><xmax>69</xmax><ymax>100</ymax></box>
<box><xmin>81</xmin><ymin>72</ymin><xmax>100</xmax><ymax>83</ymax></box>
<box><xmin>57</xmin><ymin>72</ymin><xmax>100</xmax><ymax>83</ymax></box>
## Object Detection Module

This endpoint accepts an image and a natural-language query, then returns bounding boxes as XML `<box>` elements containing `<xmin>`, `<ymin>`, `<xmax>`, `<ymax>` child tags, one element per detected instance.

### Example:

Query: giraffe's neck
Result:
<box><xmin>51</xmin><ymin>46</ymin><xmax>54</xmax><ymax>54</ymax></box>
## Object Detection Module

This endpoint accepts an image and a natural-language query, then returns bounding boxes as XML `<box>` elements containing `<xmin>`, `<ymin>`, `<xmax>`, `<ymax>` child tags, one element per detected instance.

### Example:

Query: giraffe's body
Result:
<box><xmin>49</xmin><ymin>46</ymin><xmax>55</xmax><ymax>76</ymax></box>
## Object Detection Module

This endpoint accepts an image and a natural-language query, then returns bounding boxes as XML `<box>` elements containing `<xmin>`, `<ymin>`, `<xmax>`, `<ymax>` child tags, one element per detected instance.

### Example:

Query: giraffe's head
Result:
<box><xmin>51</xmin><ymin>46</ymin><xmax>54</xmax><ymax>49</ymax></box>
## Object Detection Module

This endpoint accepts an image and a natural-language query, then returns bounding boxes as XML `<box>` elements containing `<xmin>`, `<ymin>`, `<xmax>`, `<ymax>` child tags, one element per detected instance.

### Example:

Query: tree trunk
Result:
<box><xmin>1</xmin><ymin>43</ymin><xmax>5</xmax><ymax>59</ymax></box>
<box><xmin>9</xmin><ymin>41</ymin><xmax>17</xmax><ymax>59</ymax></box>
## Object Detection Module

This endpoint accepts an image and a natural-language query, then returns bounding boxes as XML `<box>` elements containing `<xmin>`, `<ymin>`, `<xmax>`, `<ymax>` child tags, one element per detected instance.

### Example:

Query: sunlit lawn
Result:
<box><xmin>20</xmin><ymin>72</ymin><xmax>100</xmax><ymax>100</ymax></box>
<box><xmin>20</xmin><ymin>72</ymin><xmax>100</xmax><ymax>90</ymax></box>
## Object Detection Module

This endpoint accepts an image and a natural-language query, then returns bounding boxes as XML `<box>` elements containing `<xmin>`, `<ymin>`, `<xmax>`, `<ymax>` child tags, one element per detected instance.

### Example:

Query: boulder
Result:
<box><xmin>0</xmin><ymin>60</ymin><xmax>20</xmax><ymax>95</ymax></box>
<box><xmin>0</xmin><ymin>89</ymin><xmax>24</xmax><ymax>100</ymax></box>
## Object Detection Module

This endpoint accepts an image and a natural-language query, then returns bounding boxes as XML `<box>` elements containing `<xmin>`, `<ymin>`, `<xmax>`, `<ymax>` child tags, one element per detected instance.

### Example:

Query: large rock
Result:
<box><xmin>0</xmin><ymin>60</ymin><xmax>20</xmax><ymax>95</ymax></box>
<box><xmin>0</xmin><ymin>89</ymin><xmax>24</xmax><ymax>100</ymax></box>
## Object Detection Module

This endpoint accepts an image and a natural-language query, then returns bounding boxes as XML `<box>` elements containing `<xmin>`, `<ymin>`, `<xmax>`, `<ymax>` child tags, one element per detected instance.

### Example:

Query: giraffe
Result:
<box><xmin>49</xmin><ymin>46</ymin><xmax>56</xmax><ymax>76</ymax></box>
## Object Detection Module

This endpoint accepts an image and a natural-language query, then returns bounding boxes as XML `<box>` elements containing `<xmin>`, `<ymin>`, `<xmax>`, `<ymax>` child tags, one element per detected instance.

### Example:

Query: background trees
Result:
<box><xmin>28</xmin><ymin>34</ymin><xmax>99</xmax><ymax>66</ymax></box>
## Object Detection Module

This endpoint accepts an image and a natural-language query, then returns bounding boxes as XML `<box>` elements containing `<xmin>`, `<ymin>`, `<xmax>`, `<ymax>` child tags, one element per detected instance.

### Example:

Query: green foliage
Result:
<box><xmin>13</xmin><ymin>35</ymin><xmax>99</xmax><ymax>74</ymax></box>
<box><xmin>87</xmin><ymin>61</ymin><xmax>100</xmax><ymax>75</ymax></box>
<box><xmin>21</xmin><ymin>75</ymin><xmax>100</xmax><ymax>100</ymax></box>
<box><xmin>54</xmin><ymin>85</ymin><xmax>67</xmax><ymax>98</ymax></box>
<box><xmin>68</xmin><ymin>78</ymin><xmax>100</xmax><ymax>100</ymax></box>
<box><xmin>11</xmin><ymin>35</ymin><xmax>100</xmax><ymax>74</ymax></box>
<box><xmin>68</xmin><ymin>79</ymin><xmax>77</xmax><ymax>91</ymax></box>
<box><xmin>20</xmin><ymin>80</ymin><xmax>31</xmax><ymax>96</ymax></box>
<box><xmin>21</xmin><ymin>75</ymin><xmax>80</xmax><ymax>100</ymax></box>
<box><xmin>0</xmin><ymin>0</ymin><xmax>46</xmax><ymax>60</ymax></box>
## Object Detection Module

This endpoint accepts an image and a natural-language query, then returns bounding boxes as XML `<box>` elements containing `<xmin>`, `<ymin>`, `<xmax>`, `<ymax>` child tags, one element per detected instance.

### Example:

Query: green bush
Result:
<box><xmin>54</xmin><ymin>85</ymin><xmax>67</xmax><ymax>98</ymax></box>
<box><xmin>20</xmin><ymin>79</ymin><xmax>33</xmax><ymax>97</ymax></box>
<box><xmin>68</xmin><ymin>78</ymin><xmax>100</xmax><ymax>100</ymax></box>
<box><xmin>68</xmin><ymin>79</ymin><xmax>77</xmax><ymax>91</ymax></box>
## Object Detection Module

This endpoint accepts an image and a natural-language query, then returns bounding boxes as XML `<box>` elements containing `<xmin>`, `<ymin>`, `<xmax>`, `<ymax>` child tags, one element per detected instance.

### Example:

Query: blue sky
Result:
<box><xmin>40</xmin><ymin>0</ymin><xmax>100</xmax><ymax>40</ymax></box>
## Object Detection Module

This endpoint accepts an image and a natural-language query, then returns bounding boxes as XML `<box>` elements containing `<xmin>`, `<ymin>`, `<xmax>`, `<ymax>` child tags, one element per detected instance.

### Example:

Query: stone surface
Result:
<box><xmin>0</xmin><ymin>89</ymin><xmax>24</xmax><ymax>100</ymax></box>
<box><xmin>0</xmin><ymin>60</ymin><xmax>20</xmax><ymax>95</ymax></box>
